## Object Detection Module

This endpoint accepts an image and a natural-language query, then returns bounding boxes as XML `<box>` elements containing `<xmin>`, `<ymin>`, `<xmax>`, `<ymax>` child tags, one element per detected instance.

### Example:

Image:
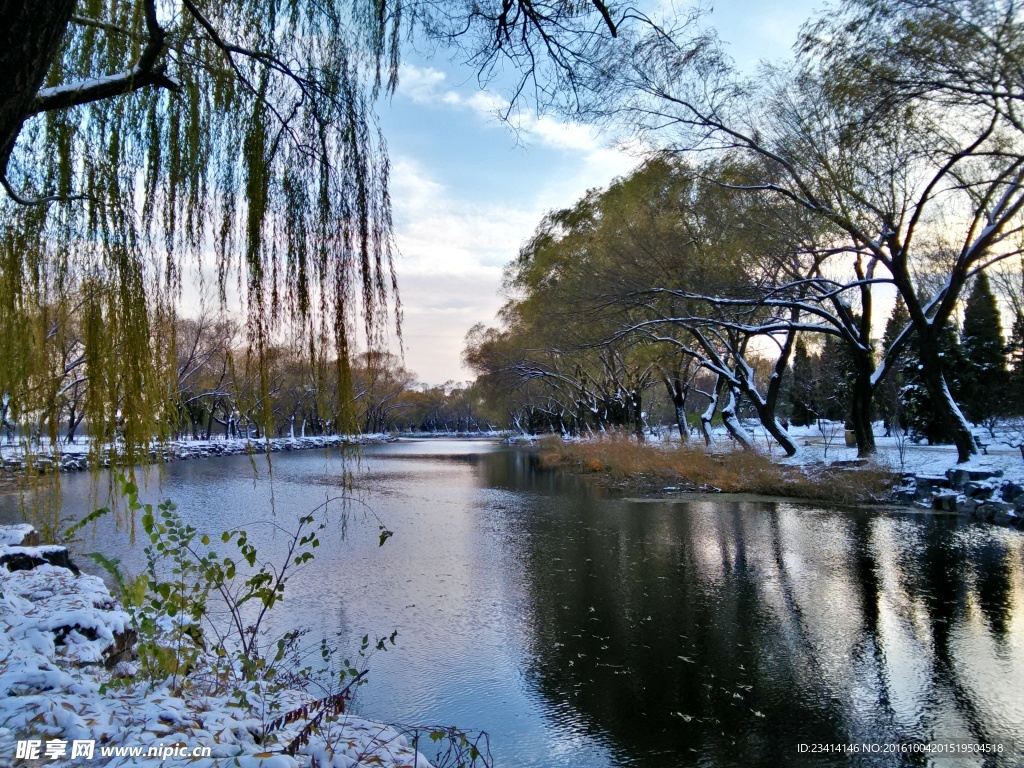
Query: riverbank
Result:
<box><xmin>539</xmin><ymin>435</ymin><xmax>898</xmax><ymax>504</ymax></box>
<box><xmin>0</xmin><ymin>524</ymin><xmax>432</xmax><ymax>767</ymax></box>
<box><xmin>538</xmin><ymin>429</ymin><xmax>1024</xmax><ymax>525</ymax></box>
<box><xmin>0</xmin><ymin>434</ymin><xmax>397</xmax><ymax>480</ymax></box>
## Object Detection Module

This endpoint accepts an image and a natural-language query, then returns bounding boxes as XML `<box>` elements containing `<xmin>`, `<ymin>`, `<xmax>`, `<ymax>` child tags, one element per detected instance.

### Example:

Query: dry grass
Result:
<box><xmin>539</xmin><ymin>434</ymin><xmax>897</xmax><ymax>505</ymax></box>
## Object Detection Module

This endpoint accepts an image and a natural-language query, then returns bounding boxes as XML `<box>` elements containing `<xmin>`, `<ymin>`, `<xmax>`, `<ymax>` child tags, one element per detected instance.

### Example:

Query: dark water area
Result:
<box><xmin>2</xmin><ymin>439</ymin><xmax>1023</xmax><ymax>766</ymax></box>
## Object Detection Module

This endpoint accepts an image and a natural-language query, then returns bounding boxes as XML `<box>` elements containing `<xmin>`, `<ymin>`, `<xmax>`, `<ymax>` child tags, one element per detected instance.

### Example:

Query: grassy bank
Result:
<box><xmin>539</xmin><ymin>435</ymin><xmax>898</xmax><ymax>505</ymax></box>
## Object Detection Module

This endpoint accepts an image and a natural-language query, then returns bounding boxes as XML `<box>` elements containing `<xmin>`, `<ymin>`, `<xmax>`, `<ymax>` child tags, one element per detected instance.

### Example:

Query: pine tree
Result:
<box><xmin>1009</xmin><ymin>310</ymin><xmax>1024</xmax><ymax>416</ymax></box>
<box><xmin>960</xmin><ymin>272</ymin><xmax>1007</xmax><ymax>426</ymax></box>
<box><xmin>878</xmin><ymin>299</ymin><xmax>911</xmax><ymax>435</ymax></box>
<box><xmin>788</xmin><ymin>338</ymin><xmax>817</xmax><ymax>426</ymax></box>
<box><xmin>902</xmin><ymin>324</ymin><xmax>965</xmax><ymax>444</ymax></box>
<box><xmin>815</xmin><ymin>332</ymin><xmax>857</xmax><ymax>424</ymax></box>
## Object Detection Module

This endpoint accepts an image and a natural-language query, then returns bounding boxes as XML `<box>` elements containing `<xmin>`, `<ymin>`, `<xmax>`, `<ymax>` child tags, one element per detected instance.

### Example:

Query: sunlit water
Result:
<box><xmin>2</xmin><ymin>439</ymin><xmax>1023</xmax><ymax>766</ymax></box>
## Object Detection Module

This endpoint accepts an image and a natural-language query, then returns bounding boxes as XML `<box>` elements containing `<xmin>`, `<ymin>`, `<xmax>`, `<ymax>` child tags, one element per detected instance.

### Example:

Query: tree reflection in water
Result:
<box><xmin>487</xmin><ymin>456</ymin><xmax>1023</xmax><ymax>768</ymax></box>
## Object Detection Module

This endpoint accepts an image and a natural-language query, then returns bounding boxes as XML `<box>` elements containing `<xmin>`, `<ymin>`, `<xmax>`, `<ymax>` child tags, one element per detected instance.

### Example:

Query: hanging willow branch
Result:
<box><xmin>0</xmin><ymin>0</ymin><xmax>406</xmax><ymax>467</ymax></box>
<box><xmin>0</xmin><ymin>0</ymin><xmax>635</xmax><ymax>474</ymax></box>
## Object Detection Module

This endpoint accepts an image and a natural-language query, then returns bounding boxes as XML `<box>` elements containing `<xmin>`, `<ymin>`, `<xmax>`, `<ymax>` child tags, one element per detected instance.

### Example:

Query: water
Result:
<box><xmin>3</xmin><ymin>439</ymin><xmax>1023</xmax><ymax>766</ymax></box>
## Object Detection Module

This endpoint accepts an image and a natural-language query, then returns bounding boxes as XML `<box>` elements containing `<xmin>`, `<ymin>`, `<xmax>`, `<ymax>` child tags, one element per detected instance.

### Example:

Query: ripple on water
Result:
<box><xmin>3</xmin><ymin>441</ymin><xmax>1022</xmax><ymax>768</ymax></box>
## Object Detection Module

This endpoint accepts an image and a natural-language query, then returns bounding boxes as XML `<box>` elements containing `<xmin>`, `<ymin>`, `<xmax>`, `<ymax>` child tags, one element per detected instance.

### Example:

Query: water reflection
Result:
<box><xmin>0</xmin><ymin>441</ymin><xmax>1021</xmax><ymax>767</ymax></box>
<box><xmin>481</xmin><ymin>455</ymin><xmax>1023</xmax><ymax>767</ymax></box>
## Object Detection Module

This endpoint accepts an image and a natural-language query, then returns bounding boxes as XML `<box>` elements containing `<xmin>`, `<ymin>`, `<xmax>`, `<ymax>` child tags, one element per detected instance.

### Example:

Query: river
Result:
<box><xmin>2</xmin><ymin>439</ymin><xmax>1023</xmax><ymax>767</ymax></box>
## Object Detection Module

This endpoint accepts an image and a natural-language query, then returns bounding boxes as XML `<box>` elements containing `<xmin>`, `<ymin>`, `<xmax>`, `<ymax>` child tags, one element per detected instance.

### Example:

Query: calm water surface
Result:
<box><xmin>2</xmin><ymin>439</ymin><xmax>1023</xmax><ymax>767</ymax></box>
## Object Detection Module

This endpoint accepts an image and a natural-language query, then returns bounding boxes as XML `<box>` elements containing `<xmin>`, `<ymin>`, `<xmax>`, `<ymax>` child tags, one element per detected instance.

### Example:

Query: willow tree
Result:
<box><xmin>581</xmin><ymin>0</ymin><xmax>1024</xmax><ymax>462</ymax></box>
<box><xmin>0</xmin><ymin>0</ymin><xmax>638</xmax><ymax>462</ymax></box>
<box><xmin>0</xmin><ymin>0</ymin><xmax>414</xmax><ymax>463</ymax></box>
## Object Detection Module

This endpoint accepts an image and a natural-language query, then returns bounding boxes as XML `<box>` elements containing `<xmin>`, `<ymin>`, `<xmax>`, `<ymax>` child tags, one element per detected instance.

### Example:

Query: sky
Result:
<box><xmin>377</xmin><ymin>0</ymin><xmax>824</xmax><ymax>386</ymax></box>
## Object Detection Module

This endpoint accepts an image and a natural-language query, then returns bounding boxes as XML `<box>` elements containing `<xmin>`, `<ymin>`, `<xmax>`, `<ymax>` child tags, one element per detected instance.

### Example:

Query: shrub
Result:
<box><xmin>541</xmin><ymin>433</ymin><xmax>896</xmax><ymax>504</ymax></box>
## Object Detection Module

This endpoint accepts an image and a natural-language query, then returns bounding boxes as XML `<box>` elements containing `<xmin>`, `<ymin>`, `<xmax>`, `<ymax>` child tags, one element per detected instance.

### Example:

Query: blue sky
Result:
<box><xmin>378</xmin><ymin>1</ymin><xmax>824</xmax><ymax>385</ymax></box>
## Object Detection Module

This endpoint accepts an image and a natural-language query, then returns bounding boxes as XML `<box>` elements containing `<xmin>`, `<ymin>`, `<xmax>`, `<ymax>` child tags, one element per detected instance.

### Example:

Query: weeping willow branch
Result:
<box><xmin>0</xmin><ymin>1</ymin><xmax>403</xmax><ymax>466</ymax></box>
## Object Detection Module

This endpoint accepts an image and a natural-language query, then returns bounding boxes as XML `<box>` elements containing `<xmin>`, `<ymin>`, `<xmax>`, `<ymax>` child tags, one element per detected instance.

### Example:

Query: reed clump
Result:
<box><xmin>538</xmin><ymin>434</ymin><xmax>897</xmax><ymax>505</ymax></box>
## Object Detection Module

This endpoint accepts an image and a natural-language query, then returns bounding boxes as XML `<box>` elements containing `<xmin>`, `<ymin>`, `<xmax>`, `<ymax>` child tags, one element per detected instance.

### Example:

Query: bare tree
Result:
<box><xmin>584</xmin><ymin>2</ymin><xmax>1024</xmax><ymax>462</ymax></box>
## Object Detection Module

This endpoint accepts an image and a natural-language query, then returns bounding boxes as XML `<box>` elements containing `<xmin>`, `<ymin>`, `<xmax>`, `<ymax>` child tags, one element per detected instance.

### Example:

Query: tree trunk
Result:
<box><xmin>631</xmin><ymin>390</ymin><xmax>644</xmax><ymax>441</ymax></box>
<box><xmin>700</xmin><ymin>377</ymin><xmax>722</xmax><ymax>446</ymax></box>
<box><xmin>675</xmin><ymin>404</ymin><xmax>688</xmax><ymax>442</ymax></box>
<box><xmin>747</xmin><ymin>326</ymin><xmax>798</xmax><ymax>457</ymax></box>
<box><xmin>0</xmin><ymin>0</ymin><xmax>76</xmax><ymax>175</ymax></box>
<box><xmin>662</xmin><ymin>376</ymin><xmax>688</xmax><ymax>442</ymax></box>
<box><xmin>65</xmin><ymin>407</ymin><xmax>83</xmax><ymax>444</ymax></box>
<box><xmin>918</xmin><ymin>330</ymin><xmax>976</xmax><ymax>463</ymax></box>
<box><xmin>760</xmin><ymin>411</ymin><xmax>798</xmax><ymax>457</ymax></box>
<box><xmin>850</xmin><ymin>368</ymin><xmax>876</xmax><ymax>457</ymax></box>
<box><xmin>720</xmin><ymin>390</ymin><xmax>753</xmax><ymax>450</ymax></box>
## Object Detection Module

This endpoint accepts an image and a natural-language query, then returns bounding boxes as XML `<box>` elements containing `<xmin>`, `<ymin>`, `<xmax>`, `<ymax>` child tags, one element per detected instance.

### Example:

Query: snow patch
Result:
<box><xmin>0</xmin><ymin>527</ymin><xmax>433</xmax><ymax>767</ymax></box>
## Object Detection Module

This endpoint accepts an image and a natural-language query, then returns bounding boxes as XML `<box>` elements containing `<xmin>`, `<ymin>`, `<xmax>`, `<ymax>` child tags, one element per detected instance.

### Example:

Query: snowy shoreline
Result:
<box><xmin>0</xmin><ymin>524</ymin><xmax>433</xmax><ymax>767</ymax></box>
<box><xmin>531</xmin><ymin>421</ymin><xmax>1024</xmax><ymax>527</ymax></box>
<box><xmin>0</xmin><ymin>434</ymin><xmax>398</xmax><ymax>477</ymax></box>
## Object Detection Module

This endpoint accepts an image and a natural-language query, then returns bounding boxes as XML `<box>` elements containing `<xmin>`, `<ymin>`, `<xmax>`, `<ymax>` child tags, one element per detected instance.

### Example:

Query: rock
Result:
<box><xmin>914</xmin><ymin>475</ymin><xmax>950</xmax><ymax>501</ymax></box>
<box><xmin>964</xmin><ymin>481</ymin><xmax>994</xmax><ymax>500</ymax></box>
<box><xmin>946</xmin><ymin>468</ymin><xmax>1003</xmax><ymax>488</ymax></box>
<box><xmin>20</xmin><ymin>530</ymin><xmax>40</xmax><ymax>547</ymax></box>
<box><xmin>957</xmin><ymin>497</ymin><xmax>978</xmax><ymax>515</ymax></box>
<box><xmin>994</xmin><ymin>511</ymin><xmax>1016</xmax><ymax>526</ymax></box>
<box><xmin>0</xmin><ymin>524</ymin><xmax>39</xmax><ymax>547</ymax></box>
<box><xmin>0</xmin><ymin>545</ymin><xmax>80</xmax><ymax>575</ymax></box>
<box><xmin>977</xmin><ymin>501</ymin><xmax>1014</xmax><ymax>524</ymax></box>
<box><xmin>933</xmin><ymin>492</ymin><xmax>959</xmax><ymax>512</ymax></box>
<box><xmin>102</xmin><ymin>627</ymin><xmax>138</xmax><ymax>668</ymax></box>
<box><xmin>51</xmin><ymin>625</ymin><xmax>137</xmax><ymax>668</ymax></box>
<box><xmin>1000</xmin><ymin>480</ymin><xmax>1024</xmax><ymax>503</ymax></box>
<box><xmin>982</xmin><ymin>500</ymin><xmax>1014</xmax><ymax>512</ymax></box>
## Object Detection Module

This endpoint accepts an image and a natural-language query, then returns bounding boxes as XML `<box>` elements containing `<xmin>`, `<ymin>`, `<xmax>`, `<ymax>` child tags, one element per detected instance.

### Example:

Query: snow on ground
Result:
<box><xmin>635</xmin><ymin>420</ymin><xmax>1023</xmax><ymax>522</ymax></box>
<box><xmin>643</xmin><ymin>420</ymin><xmax>1024</xmax><ymax>486</ymax></box>
<box><xmin>790</xmin><ymin>426</ymin><xmax>1023</xmax><ymax>483</ymax></box>
<box><xmin>0</xmin><ymin>434</ymin><xmax>397</xmax><ymax>474</ymax></box>
<box><xmin>0</xmin><ymin>526</ymin><xmax>432</xmax><ymax>767</ymax></box>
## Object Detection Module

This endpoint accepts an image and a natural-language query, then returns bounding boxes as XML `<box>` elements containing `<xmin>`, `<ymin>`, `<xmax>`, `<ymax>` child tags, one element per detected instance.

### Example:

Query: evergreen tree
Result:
<box><xmin>902</xmin><ymin>324</ymin><xmax>964</xmax><ymax>444</ymax></box>
<box><xmin>960</xmin><ymin>272</ymin><xmax>1007</xmax><ymax>425</ymax></box>
<box><xmin>878</xmin><ymin>299</ymin><xmax>911</xmax><ymax>436</ymax></box>
<box><xmin>815</xmin><ymin>332</ymin><xmax>857</xmax><ymax>424</ymax></box>
<box><xmin>1009</xmin><ymin>310</ymin><xmax>1024</xmax><ymax>415</ymax></box>
<box><xmin>788</xmin><ymin>338</ymin><xmax>817</xmax><ymax>427</ymax></box>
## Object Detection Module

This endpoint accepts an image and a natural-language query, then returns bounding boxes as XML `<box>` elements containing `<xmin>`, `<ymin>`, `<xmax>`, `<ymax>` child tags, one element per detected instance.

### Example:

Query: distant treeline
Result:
<box><xmin>0</xmin><ymin>309</ymin><xmax>495</xmax><ymax>450</ymax></box>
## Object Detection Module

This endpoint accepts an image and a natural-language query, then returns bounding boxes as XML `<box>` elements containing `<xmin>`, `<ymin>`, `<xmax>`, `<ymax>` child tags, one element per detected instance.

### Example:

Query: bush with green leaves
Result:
<box><xmin>82</xmin><ymin>475</ymin><xmax>335</xmax><ymax>701</ymax></box>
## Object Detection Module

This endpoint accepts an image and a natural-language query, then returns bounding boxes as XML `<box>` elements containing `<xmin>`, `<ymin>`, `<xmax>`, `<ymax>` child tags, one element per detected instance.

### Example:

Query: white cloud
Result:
<box><xmin>390</xmin><ymin>155</ymin><xmax>537</xmax><ymax>272</ymax></box>
<box><xmin>395</xmin><ymin>64</ymin><xmax>639</xmax><ymax>169</ymax></box>
<box><xmin>387</xmin><ymin>66</ymin><xmax>644</xmax><ymax>383</ymax></box>
<box><xmin>396</xmin><ymin>64</ymin><xmax>449</xmax><ymax>104</ymax></box>
<box><xmin>388</xmin><ymin>156</ymin><xmax>534</xmax><ymax>383</ymax></box>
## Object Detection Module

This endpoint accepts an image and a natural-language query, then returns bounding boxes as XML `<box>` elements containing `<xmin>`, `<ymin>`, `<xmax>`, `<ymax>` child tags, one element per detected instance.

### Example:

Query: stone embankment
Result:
<box><xmin>0</xmin><ymin>434</ymin><xmax>395</xmax><ymax>475</ymax></box>
<box><xmin>896</xmin><ymin>468</ymin><xmax>1024</xmax><ymax>527</ymax></box>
